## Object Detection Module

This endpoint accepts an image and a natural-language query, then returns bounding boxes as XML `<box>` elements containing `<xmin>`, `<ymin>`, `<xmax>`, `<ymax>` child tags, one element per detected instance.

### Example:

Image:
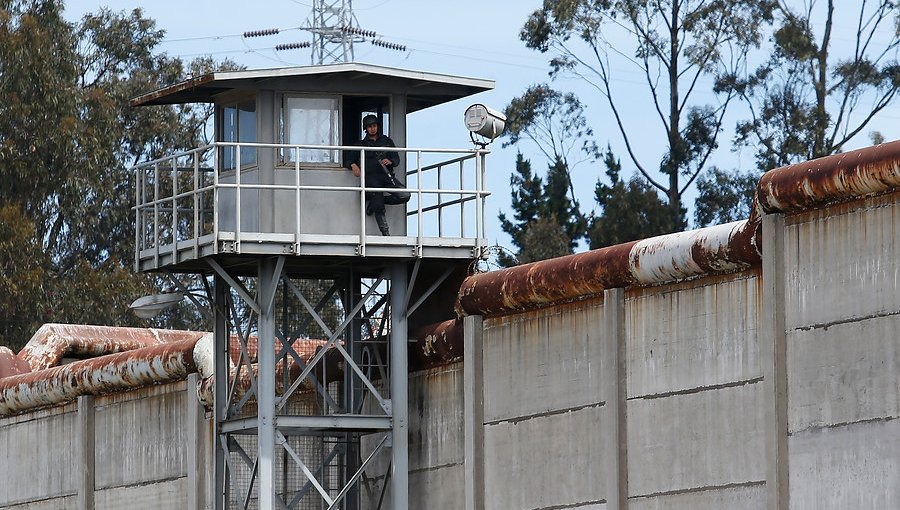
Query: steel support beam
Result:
<box><xmin>258</xmin><ymin>257</ymin><xmax>283</xmax><ymax>509</ymax></box>
<box><xmin>389</xmin><ymin>262</ymin><xmax>409</xmax><ymax>508</ymax></box>
<box><xmin>214</xmin><ymin>275</ymin><xmax>229</xmax><ymax>510</ymax></box>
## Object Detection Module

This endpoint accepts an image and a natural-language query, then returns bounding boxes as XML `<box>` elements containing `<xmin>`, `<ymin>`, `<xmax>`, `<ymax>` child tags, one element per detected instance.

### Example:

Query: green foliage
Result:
<box><xmin>701</xmin><ymin>2</ymin><xmax>900</xmax><ymax>227</ymax></box>
<box><xmin>503</xmin><ymin>83</ymin><xmax>599</xmax><ymax>166</ymax></box>
<box><xmin>499</xmin><ymin>84</ymin><xmax>594</xmax><ymax>266</ymax></box>
<box><xmin>520</xmin><ymin>0</ymin><xmax>775</xmax><ymax>228</ymax></box>
<box><xmin>693</xmin><ymin>167</ymin><xmax>759</xmax><ymax>227</ymax></box>
<box><xmin>735</xmin><ymin>1</ymin><xmax>900</xmax><ymax>169</ymax></box>
<box><xmin>516</xmin><ymin>217</ymin><xmax>574</xmax><ymax>264</ymax></box>
<box><xmin>0</xmin><ymin>1</ymin><xmax>236</xmax><ymax>350</ymax></box>
<box><xmin>588</xmin><ymin>148</ymin><xmax>678</xmax><ymax>249</ymax></box>
<box><xmin>498</xmin><ymin>154</ymin><xmax>587</xmax><ymax>266</ymax></box>
<box><xmin>0</xmin><ymin>205</ymin><xmax>45</xmax><ymax>346</ymax></box>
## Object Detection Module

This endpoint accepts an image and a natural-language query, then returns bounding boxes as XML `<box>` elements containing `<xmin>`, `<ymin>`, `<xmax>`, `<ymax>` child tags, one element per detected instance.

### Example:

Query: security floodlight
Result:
<box><xmin>465</xmin><ymin>104</ymin><xmax>506</xmax><ymax>147</ymax></box>
<box><xmin>129</xmin><ymin>292</ymin><xmax>184</xmax><ymax>319</ymax></box>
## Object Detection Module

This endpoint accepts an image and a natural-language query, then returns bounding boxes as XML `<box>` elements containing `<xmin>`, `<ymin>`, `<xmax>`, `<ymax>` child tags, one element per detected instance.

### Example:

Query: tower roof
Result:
<box><xmin>131</xmin><ymin>62</ymin><xmax>494</xmax><ymax>113</ymax></box>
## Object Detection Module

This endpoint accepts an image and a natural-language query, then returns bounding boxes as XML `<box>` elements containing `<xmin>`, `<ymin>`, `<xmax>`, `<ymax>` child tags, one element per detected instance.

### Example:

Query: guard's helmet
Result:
<box><xmin>362</xmin><ymin>114</ymin><xmax>379</xmax><ymax>128</ymax></box>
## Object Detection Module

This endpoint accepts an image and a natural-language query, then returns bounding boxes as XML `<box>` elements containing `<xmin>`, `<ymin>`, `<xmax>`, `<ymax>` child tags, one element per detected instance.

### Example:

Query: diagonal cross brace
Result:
<box><xmin>276</xmin><ymin>272</ymin><xmax>386</xmax><ymax>412</ymax></box>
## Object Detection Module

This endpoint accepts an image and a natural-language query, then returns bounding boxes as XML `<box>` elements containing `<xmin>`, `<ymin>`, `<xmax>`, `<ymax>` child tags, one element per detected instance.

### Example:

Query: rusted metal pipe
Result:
<box><xmin>0</xmin><ymin>337</ymin><xmax>202</xmax><ymax>416</ymax></box>
<box><xmin>410</xmin><ymin>319</ymin><xmax>464</xmax><ymax>369</ymax></box>
<box><xmin>18</xmin><ymin>323</ymin><xmax>205</xmax><ymax>372</ymax></box>
<box><xmin>456</xmin><ymin>241</ymin><xmax>638</xmax><ymax>317</ymax></box>
<box><xmin>629</xmin><ymin>219</ymin><xmax>761</xmax><ymax>285</ymax></box>
<box><xmin>0</xmin><ymin>347</ymin><xmax>30</xmax><ymax>379</ymax></box>
<box><xmin>457</xmin><ymin>218</ymin><xmax>761</xmax><ymax>317</ymax></box>
<box><xmin>758</xmin><ymin>139</ymin><xmax>900</xmax><ymax>214</ymax></box>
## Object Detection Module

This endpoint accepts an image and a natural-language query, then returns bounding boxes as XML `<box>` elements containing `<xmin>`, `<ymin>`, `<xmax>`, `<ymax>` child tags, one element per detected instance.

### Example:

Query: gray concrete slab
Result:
<box><xmin>408</xmin><ymin>364</ymin><xmax>464</xmax><ymax>472</ymax></box>
<box><xmin>627</xmin><ymin>382</ymin><xmax>766</xmax><ymax>497</ymax></box>
<box><xmin>411</xmin><ymin>464</ymin><xmax>465</xmax><ymax>510</ymax></box>
<box><xmin>628</xmin><ymin>484</ymin><xmax>765</xmax><ymax>510</ymax></box>
<box><xmin>626</xmin><ymin>273</ymin><xmax>761</xmax><ymax>398</ymax></box>
<box><xmin>0</xmin><ymin>412</ymin><xmax>76</xmax><ymax>505</ymax></box>
<box><xmin>483</xmin><ymin>404</ymin><xmax>606</xmax><ymax>510</ymax></box>
<box><xmin>360</xmin><ymin>463</ymin><xmax>466</xmax><ymax>510</ymax></box>
<box><xmin>483</xmin><ymin>300</ymin><xmax>607</xmax><ymax>423</ymax></box>
<box><xmin>789</xmin><ymin>419</ymin><xmax>900</xmax><ymax>509</ymax></box>
<box><xmin>784</xmin><ymin>199</ymin><xmax>900</xmax><ymax>331</ymax></box>
<box><xmin>94</xmin><ymin>390</ymin><xmax>188</xmax><ymax>488</ymax></box>
<box><xmin>787</xmin><ymin>314</ymin><xmax>900</xmax><ymax>434</ymax></box>
<box><xmin>93</xmin><ymin>478</ymin><xmax>187</xmax><ymax>510</ymax></box>
<box><xmin>0</xmin><ymin>496</ymin><xmax>76</xmax><ymax>510</ymax></box>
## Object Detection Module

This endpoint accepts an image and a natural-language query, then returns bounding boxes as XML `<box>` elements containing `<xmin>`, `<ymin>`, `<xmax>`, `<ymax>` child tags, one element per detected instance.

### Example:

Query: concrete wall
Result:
<box><xmin>0</xmin><ymin>404</ymin><xmax>78</xmax><ymax>509</ymax></box>
<box><xmin>0</xmin><ymin>378</ymin><xmax>211</xmax><ymax>510</ymax></box>
<box><xmin>402</xmin><ymin>193</ymin><xmax>900</xmax><ymax>509</ymax></box>
<box><xmin>3</xmin><ymin>191</ymin><xmax>899</xmax><ymax>509</ymax></box>
<box><xmin>782</xmin><ymin>193</ymin><xmax>900</xmax><ymax>509</ymax></box>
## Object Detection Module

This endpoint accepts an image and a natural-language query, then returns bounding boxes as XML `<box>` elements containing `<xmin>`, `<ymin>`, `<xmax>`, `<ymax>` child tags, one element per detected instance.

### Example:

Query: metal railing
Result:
<box><xmin>132</xmin><ymin>141</ymin><xmax>491</xmax><ymax>265</ymax></box>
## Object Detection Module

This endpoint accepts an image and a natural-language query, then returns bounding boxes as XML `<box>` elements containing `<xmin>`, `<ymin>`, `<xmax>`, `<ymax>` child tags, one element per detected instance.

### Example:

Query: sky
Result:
<box><xmin>65</xmin><ymin>0</ymin><xmax>900</xmax><ymax>251</ymax></box>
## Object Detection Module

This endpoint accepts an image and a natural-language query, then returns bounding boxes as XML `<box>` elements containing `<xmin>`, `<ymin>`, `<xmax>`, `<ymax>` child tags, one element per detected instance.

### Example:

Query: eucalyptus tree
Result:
<box><xmin>694</xmin><ymin>0</ymin><xmax>900</xmax><ymax>227</ymax></box>
<box><xmin>498</xmin><ymin>85</ymin><xmax>594</xmax><ymax>264</ymax></box>
<box><xmin>736</xmin><ymin>0</ymin><xmax>900</xmax><ymax>169</ymax></box>
<box><xmin>521</xmin><ymin>0</ymin><xmax>775</xmax><ymax>228</ymax></box>
<box><xmin>0</xmin><ymin>1</ymin><xmax>232</xmax><ymax>349</ymax></box>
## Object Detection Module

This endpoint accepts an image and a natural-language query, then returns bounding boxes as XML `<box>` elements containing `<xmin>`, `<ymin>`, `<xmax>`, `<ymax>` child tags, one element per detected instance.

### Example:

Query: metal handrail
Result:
<box><xmin>133</xmin><ymin>142</ymin><xmax>490</xmax><ymax>259</ymax></box>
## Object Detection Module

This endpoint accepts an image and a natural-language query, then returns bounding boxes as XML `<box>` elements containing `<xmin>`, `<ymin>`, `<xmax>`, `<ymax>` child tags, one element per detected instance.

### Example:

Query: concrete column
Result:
<box><xmin>77</xmin><ymin>395</ymin><xmax>95</xmax><ymax>510</ymax></box>
<box><xmin>186</xmin><ymin>373</ymin><xmax>206</xmax><ymax>510</ymax></box>
<box><xmin>602</xmin><ymin>288</ymin><xmax>627</xmax><ymax>509</ymax></box>
<box><xmin>463</xmin><ymin>315</ymin><xmax>484</xmax><ymax>510</ymax></box>
<box><xmin>761</xmin><ymin>213</ymin><xmax>789</xmax><ymax>509</ymax></box>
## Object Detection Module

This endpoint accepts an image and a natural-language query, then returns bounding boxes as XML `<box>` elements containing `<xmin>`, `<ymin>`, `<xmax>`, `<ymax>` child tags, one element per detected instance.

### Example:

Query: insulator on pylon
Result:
<box><xmin>341</xmin><ymin>25</ymin><xmax>377</xmax><ymax>38</ymax></box>
<box><xmin>243</xmin><ymin>28</ymin><xmax>280</xmax><ymax>38</ymax></box>
<box><xmin>275</xmin><ymin>41</ymin><xmax>312</xmax><ymax>51</ymax></box>
<box><xmin>371</xmin><ymin>39</ymin><xmax>406</xmax><ymax>52</ymax></box>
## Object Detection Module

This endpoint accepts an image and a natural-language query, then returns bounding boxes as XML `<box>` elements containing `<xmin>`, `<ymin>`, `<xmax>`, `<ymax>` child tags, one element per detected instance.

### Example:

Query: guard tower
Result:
<box><xmin>130</xmin><ymin>63</ymin><xmax>494</xmax><ymax>509</ymax></box>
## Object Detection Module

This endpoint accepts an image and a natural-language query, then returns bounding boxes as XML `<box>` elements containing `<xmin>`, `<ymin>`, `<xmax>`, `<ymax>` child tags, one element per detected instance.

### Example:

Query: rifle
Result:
<box><xmin>374</xmin><ymin>151</ymin><xmax>402</xmax><ymax>187</ymax></box>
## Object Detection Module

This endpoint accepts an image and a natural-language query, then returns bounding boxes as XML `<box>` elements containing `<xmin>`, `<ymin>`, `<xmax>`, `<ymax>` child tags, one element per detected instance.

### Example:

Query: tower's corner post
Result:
<box><xmin>390</xmin><ymin>262</ymin><xmax>409</xmax><ymax>509</ymax></box>
<box><xmin>213</xmin><ymin>274</ymin><xmax>229</xmax><ymax>510</ymax></box>
<box><xmin>258</xmin><ymin>257</ymin><xmax>281</xmax><ymax>508</ymax></box>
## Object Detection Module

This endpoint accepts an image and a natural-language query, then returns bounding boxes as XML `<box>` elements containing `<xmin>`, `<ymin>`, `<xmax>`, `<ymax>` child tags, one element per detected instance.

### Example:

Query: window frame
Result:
<box><xmin>216</xmin><ymin>93</ymin><xmax>259</xmax><ymax>173</ymax></box>
<box><xmin>278</xmin><ymin>92</ymin><xmax>343</xmax><ymax>169</ymax></box>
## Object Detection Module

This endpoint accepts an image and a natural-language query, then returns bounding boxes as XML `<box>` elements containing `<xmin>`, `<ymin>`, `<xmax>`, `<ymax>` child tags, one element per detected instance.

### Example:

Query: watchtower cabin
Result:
<box><xmin>131</xmin><ymin>63</ymin><xmax>494</xmax><ymax>269</ymax></box>
<box><xmin>129</xmin><ymin>63</ymin><xmax>495</xmax><ymax>509</ymax></box>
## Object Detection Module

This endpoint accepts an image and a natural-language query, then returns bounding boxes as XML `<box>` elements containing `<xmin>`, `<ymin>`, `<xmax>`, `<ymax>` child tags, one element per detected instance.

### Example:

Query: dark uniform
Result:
<box><xmin>346</xmin><ymin>116</ymin><xmax>410</xmax><ymax>235</ymax></box>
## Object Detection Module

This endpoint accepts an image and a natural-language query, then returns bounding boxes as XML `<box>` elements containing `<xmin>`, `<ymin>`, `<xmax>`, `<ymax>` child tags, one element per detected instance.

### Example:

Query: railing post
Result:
<box><xmin>359</xmin><ymin>147</ymin><xmax>367</xmax><ymax>256</ymax></box>
<box><xmin>437</xmin><ymin>165</ymin><xmax>443</xmax><ymax>237</ymax></box>
<box><xmin>474</xmin><ymin>151</ymin><xmax>483</xmax><ymax>241</ymax></box>
<box><xmin>153</xmin><ymin>163</ymin><xmax>160</xmax><ymax>268</ymax></box>
<box><xmin>479</xmin><ymin>151</ymin><xmax>487</xmax><ymax>244</ymax></box>
<box><xmin>213</xmin><ymin>144</ymin><xmax>220</xmax><ymax>252</ymax></box>
<box><xmin>235</xmin><ymin>143</ymin><xmax>241</xmax><ymax>251</ymax></box>
<box><xmin>416</xmin><ymin>150</ymin><xmax>423</xmax><ymax>255</ymax></box>
<box><xmin>134</xmin><ymin>166</ymin><xmax>141</xmax><ymax>271</ymax></box>
<box><xmin>193</xmin><ymin>151</ymin><xmax>200</xmax><ymax>259</ymax></box>
<box><xmin>172</xmin><ymin>157</ymin><xmax>178</xmax><ymax>264</ymax></box>
<box><xmin>295</xmin><ymin>147</ymin><xmax>301</xmax><ymax>251</ymax></box>
<box><xmin>459</xmin><ymin>160</ymin><xmax>465</xmax><ymax>238</ymax></box>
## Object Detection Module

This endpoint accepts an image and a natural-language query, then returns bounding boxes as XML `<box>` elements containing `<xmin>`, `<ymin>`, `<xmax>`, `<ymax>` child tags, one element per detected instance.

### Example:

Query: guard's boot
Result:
<box><xmin>375</xmin><ymin>213</ymin><xmax>390</xmax><ymax>236</ymax></box>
